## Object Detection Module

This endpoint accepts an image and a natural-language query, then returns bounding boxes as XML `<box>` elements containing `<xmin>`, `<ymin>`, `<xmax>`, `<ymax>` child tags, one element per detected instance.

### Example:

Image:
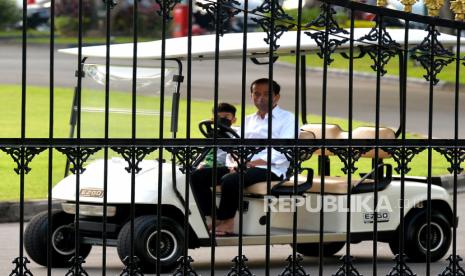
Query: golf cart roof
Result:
<box><xmin>59</xmin><ymin>28</ymin><xmax>460</xmax><ymax>61</ymax></box>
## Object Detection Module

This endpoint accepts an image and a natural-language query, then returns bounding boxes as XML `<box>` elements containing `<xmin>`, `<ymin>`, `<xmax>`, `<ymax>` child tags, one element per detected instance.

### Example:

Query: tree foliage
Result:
<box><xmin>0</xmin><ymin>0</ymin><xmax>20</xmax><ymax>29</ymax></box>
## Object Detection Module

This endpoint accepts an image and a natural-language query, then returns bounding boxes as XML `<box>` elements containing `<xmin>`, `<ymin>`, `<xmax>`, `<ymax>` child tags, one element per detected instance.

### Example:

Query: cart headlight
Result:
<box><xmin>62</xmin><ymin>203</ymin><xmax>116</xmax><ymax>217</ymax></box>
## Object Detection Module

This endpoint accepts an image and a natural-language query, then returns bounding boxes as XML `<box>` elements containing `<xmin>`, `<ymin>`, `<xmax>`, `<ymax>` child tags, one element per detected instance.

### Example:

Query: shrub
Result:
<box><xmin>0</xmin><ymin>0</ymin><xmax>21</xmax><ymax>29</ymax></box>
<box><xmin>55</xmin><ymin>16</ymin><xmax>91</xmax><ymax>36</ymax></box>
<box><xmin>111</xmin><ymin>1</ymin><xmax>163</xmax><ymax>38</ymax></box>
<box><xmin>55</xmin><ymin>0</ymin><xmax>94</xmax><ymax>36</ymax></box>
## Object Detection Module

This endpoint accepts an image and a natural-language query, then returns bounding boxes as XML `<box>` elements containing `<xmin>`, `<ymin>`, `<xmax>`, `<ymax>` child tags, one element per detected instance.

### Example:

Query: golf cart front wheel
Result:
<box><xmin>117</xmin><ymin>215</ymin><xmax>184</xmax><ymax>273</ymax></box>
<box><xmin>292</xmin><ymin>242</ymin><xmax>345</xmax><ymax>257</ymax></box>
<box><xmin>24</xmin><ymin>210</ymin><xmax>92</xmax><ymax>267</ymax></box>
<box><xmin>403</xmin><ymin>209</ymin><xmax>451</xmax><ymax>262</ymax></box>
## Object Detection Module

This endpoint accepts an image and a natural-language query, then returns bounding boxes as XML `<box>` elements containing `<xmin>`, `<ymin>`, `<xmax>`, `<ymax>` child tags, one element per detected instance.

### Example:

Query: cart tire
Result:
<box><xmin>117</xmin><ymin>215</ymin><xmax>184</xmax><ymax>273</ymax></box>
<box><xmin>24</xmin><ymin>210</ymin><xmax>92</xmax><ymax>267</ymax></box>
<box><xmin>388</xmin><ymin>234</ymin><xmax>399</xmax><ymax>256</ymax></box>
<box><xmin>403</xmin><ymin>209</ymin><xmax>451</xmax><ymax>262</ymax></box>
<box><xmin>293</xmin><ymin>242</ymin><xmax>345</xmax><ymax>257</ymax></box>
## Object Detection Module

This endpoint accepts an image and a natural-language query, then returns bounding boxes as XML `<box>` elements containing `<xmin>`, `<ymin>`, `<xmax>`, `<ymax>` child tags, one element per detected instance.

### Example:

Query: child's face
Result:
<box><xmin>217</xmin><ymin>112</ymin><xmax>236</xmax><ymax>124</ymax></box>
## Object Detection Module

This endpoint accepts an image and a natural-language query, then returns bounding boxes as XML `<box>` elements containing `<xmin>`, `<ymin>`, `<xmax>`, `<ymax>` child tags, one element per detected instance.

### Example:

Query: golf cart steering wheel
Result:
<box><xmin>199</xmin><ymin>119</ymin><xmax>240</xmax><ymax>139</ymax></box>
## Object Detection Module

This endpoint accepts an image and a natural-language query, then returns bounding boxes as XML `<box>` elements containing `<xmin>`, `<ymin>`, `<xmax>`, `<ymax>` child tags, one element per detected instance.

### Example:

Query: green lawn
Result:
<box><xmin>0</xmin><ymin>84</ymin><xmax>452</xmax><ymax>200</ymax></box>
<box><xmin>280</xmin><ymin>52</ymin><xmax>463</xmax><ymax>85</ymax></box>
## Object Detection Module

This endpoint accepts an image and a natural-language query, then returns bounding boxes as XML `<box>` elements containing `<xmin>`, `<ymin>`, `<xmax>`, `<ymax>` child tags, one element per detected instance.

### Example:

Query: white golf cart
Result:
<box><xmin>24</xmin><ymin>29</ymin><xmax>459</xmax><ymax>273</ymax></box>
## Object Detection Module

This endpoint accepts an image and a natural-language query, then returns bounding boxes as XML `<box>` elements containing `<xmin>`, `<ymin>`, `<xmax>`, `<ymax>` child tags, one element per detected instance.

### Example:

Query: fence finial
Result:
<box><xmin>400</xmin><ymin>0</ymin><xmax>418</xmax><ymax>12</ymax></box>
<box><xmin>451</xmin><ymin>0</ymin><xmax>465</xmax><ymax>20</ymax></box>
<box><xmin>424</xmin><ymin>0</ymin><xmax>444</xmax><ymax>16</ymax></box>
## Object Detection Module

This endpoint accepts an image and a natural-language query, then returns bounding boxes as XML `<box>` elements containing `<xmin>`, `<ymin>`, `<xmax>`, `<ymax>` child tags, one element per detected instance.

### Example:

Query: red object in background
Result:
<box><xmin>27</xmin><ymin>0</ymin><xmax>35</xmax><ymax>4</ymax></box>
<box><xmin>173</xmin><ymin>3</ymin><xmax>188</xmax><ymax>37</ymax></box>
<box><xmin>172</xmin><ymin>3</ymin><xmax>206</xmax><ymax>37</ymax></box>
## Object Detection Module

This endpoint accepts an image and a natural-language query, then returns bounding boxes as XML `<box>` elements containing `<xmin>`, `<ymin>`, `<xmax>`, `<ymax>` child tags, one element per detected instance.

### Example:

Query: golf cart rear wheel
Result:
<box><xmin>403</xmin><ymin>209</ymin><xmax>451</xmax><ymax>262</ymax></box>
<box><xmin>292</xmin><ymin>242</ymin><xmax>345</xmax><ymax>257</ymax></box>
<box><xmin>24</xmin><ymin>210</ymin><xmax>92</xmax><ymax>267</ymax></box>
<box><xmin>117</xmin><ymin>215</ymin><xmax>184</xmax><ymax>273</ymax></box>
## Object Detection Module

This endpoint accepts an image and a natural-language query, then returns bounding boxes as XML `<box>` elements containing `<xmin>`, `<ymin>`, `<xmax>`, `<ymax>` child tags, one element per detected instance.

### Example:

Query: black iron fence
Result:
<box><xmin>2</xmin><ymin>0</ymin><xmax>465</xmax><ymax>275</ymax></box>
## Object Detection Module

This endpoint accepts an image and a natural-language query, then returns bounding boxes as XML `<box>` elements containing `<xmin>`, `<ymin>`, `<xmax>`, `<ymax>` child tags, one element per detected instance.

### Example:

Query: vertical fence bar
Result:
<box><xmin>47</xmin><ymin>0</ymin><xmax>55</xmax><ymax>273</ymax></box>
<box><xmin>265</xmin><ymin>1</ymin><xmax>276</xmax><ymax>275</ymax></box>
<box><xmin>101</xmin><ymin>0</ymin><xmax>112</xmax><ymax>273</ymax></box>
<box><xmin>237</xmin><ymin>0</ymin><xmax>248</xmax><ymax>273</ymax></box>
<box><xmin>156</xmin><ymin>0</ymin><xmax>167</xmax><ymax>275</ymax></box>
<box><xmin>17</xmin><ymin>0</ymin><xmax>28</xmax><ymax>271</ymax></box>
<box><xmin>183</xmin><ymin>0</ymin><xmax>194</xmax><ymax>274</ymax></box>
<box><xmin>452</xmin><ymin>28</ymin><xmax>461</xmax><ymax>276</ymax></box>
<box><xmin>372</xmin><ymin>14</ymin><xmax>383</xmax><ymax>276</ymax></box>
<box><xmin>319</xmin><ymin>4</ymin><xmax>330</xmax><ymax>276</ymax></box>
<box><xmin>128</xmin><ymin>0</ymin><xmax>138</xmax><ymax>272</ymax></box>
<box><xmin>292</xmin><ymin>0</ymin><xmax>303</xmax><ymax>274</ymax></box>
<box><xmin>209</xmin><ymin>0</ymin><xmax>221</xmax><ymax>273</ymax></box>
<box><xmin>426</xmin><ymin>24</ymin><xmax>435</xmax><ymax>276</ymax></box>
<box><xmin>399</xmin><ymin>22</ymin><xmax>409</xmax><ymax>276</ymax></box>
<box><xmin>240</xmin><ymin>0</ymin><xmax>248</xmax><ymax>165</ymax></box>
<box><xmin>345</xmin><ymin>9</ymin><xmax>355</xmax><ymax>274</ymax></box>
<box><xmin>73</xmin><ymin>0</ymin><xmax>84</xmax><ymax>272</ymax></box>
<box><xmin>300</xmin><ymin>55</ymin><xmax>307</xmax><ymax>125</ymax></box>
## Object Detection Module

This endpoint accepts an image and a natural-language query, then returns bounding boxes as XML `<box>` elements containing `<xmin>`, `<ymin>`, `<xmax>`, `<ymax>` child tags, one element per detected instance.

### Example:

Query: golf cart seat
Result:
<box><xmin>242</xmin><ymin>124</ymin><xmax>395</xmax><ymax>196</ymax></box>
<box><xmin>300</xmin><ymin>124</ymin><xmax>395</xmax><ymax>158</ymax></box>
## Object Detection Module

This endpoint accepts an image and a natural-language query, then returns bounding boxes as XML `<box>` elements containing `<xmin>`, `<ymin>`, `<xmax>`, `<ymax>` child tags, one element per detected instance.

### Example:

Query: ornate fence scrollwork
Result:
<box><xmin>386</xmin><ymin>254</ymin><xmax>417</xmax><ymax>276</ymax></box>
<box><xmin>327</xmin><ymin>147</ymin><xmax>371</xmax><ymax>174</ymax></box>
<box><xmin>166</xmin><ymin>147</ymin><xmax>205</xmax><ymax>174</ymax></box>
<box><xmin>9</xmin><ymin>257</ymin><xmax>33</xmax><ymax>276</ymax></box>
<box><xmin>155</xmin><ymin>0</ymin><xmax>182</xmax><ymax>20</ymax></box>
<box><xmin>221</xmin><ymin>146</ymin><xmax>266</xmax><ymax>171</ymax></box>
<box><xmin>305</xmin><ymin>3</ymin><xmax>349</xmax><ymax>65</ymax></box>
<box><xmin>110</xmin><ymin>147</ymin><xmax>157</xmax><ymax>174</ymax></box>
<box><xmin>57</xmin><ymin>147</ymin><xmax>102</xmax><ymax>175</ymax></box>
<box><xmin>275</xmin><ymin>146</ymin><xmax>317</xmax><ymax>176</ymax></box>
<box><xmin>227</xmin><ymin>255</ymin><xmax>254</xmax><ymax>276</ymax></box>
<box><xmin>279</xmin><ymin>254</ymin><xmax>310</xmax><ymax>276</ymax></box>
<box><xmin>410</xmin><ymin>25</ymin><xmax>454</xmax><ymax>85</ymax></box>
<box><xmin>0</xmin><ymin>147</ymin><xmax>46</xmax><ymax>175</ymax></box>
<box><xmin>382</xmin><ymin>147</ymin><xmax>425</xmax><ymax>174</ymax></box>
<box><xmin>120</xmin><ymin>256</ymin><xmax>144</xmax><ymax>276</ymax></box>
<box><xmin>196</xmin><ymin>0</ymin><xmax>241</xmax><ymax>36</ymax></box>
<box><xmin>358</xmin><ymin>18</ymin><xmax>401</xmax><ymax>76</ymax></box>
<box><xmin>333</xmin><ymin>255</ymin><xmax>362</xmax><ymax>276</ymax></box>
<box><xmin>439</xmin><ymin>255</ymin><xmax>465</xmax><ymax>276</ymax></box>
<box><xmin>64</xmin><ymin>256</ymin><xmax>89</xmax><ymax>276</ymax></box>
<box><xmin>173</xmin><ymin>256</ymin><xmax>199</xmax><ymax>276</ymax></box>
<box><xmin>434</xmin><ymin>148</ymin><xmax>465</xmax><ymax>174</ymax></box>
<box><xmin>252</xmin><ymin>0</ymin><xmax>294</xmax><ymax>51</ymax></box>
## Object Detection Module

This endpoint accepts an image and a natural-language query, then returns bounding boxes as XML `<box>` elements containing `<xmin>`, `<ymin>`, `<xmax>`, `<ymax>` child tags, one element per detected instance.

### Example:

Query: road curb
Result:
<box><xmin>0</xmin><ymin>200</ymin><xmax>61</xmax><ymax>223</ymax></box>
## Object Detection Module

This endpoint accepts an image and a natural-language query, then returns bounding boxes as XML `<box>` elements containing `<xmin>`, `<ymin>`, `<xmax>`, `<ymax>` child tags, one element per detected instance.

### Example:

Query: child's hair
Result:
<box><xmin>215</xmin><ymin>102</ymin><xmax>237</xmax><ymax>116</ymax></box>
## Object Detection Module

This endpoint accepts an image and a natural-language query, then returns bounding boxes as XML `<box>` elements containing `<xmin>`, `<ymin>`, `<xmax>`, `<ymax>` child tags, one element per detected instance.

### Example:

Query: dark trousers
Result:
<box><xmin>217</xmin><ymin>167</ymin><xmax>281</xmax><ymax>220</ymax></box>
<box><xmin>191</xmin><ymin>167</ymin><xmax>281</xmax><ymax>220</ymax></box>
<box><xmin>191</xmin><ymin>167</ymin><xmax>230</xmax><ymax>217</ymax></box>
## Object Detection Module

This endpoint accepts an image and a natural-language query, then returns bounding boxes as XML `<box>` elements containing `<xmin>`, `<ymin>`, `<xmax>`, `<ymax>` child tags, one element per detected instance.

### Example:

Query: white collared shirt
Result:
<box><xmin>243</xmin><ymin>105</ymin><xmax>297</xmax><ymax>177</ymax></box>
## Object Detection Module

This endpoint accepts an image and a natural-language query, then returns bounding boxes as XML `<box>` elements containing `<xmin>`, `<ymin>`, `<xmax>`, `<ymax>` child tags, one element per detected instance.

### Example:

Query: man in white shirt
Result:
<box><xmin>215</xmin><ymin>78</ymin><xmax>296</xmax><ymax>235</ymax></box>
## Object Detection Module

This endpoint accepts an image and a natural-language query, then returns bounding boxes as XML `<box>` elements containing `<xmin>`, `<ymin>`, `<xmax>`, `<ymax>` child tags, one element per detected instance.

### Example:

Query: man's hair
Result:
<box><xmin>215</xmin><ymin>102</ymin><xmax>237</xmax><ymax>116</ymax></box>
<box><xmin>250</xmin><ymin>78</ymin><xmax>281</xmax><ymax>95</ymax></box>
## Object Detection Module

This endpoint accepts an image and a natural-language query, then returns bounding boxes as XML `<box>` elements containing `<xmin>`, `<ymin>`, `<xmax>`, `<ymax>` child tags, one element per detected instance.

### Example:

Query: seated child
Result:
<box><xmin>191</xmin><ymin>102</ymin><xmax>238</xmax><ymax>228</ymax></box>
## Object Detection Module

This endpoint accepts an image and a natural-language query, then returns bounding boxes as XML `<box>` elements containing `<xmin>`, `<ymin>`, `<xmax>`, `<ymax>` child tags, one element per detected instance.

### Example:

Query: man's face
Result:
<box><xmin>251</xmin><ymin>82</ymin><xmax>280</xmax><ymax>114</ymax></box>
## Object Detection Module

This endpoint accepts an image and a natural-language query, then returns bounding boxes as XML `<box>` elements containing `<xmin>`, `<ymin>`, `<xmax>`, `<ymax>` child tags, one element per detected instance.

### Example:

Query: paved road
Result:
<box><xmin>1</xmin><ymin>191</ymin><xmax>465</xmax><ymax>276</ymax></box>
<box><xmin>1</xmin><ymin>43</ymin><xmax>464</xmax><ymax>138</ymax></box>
